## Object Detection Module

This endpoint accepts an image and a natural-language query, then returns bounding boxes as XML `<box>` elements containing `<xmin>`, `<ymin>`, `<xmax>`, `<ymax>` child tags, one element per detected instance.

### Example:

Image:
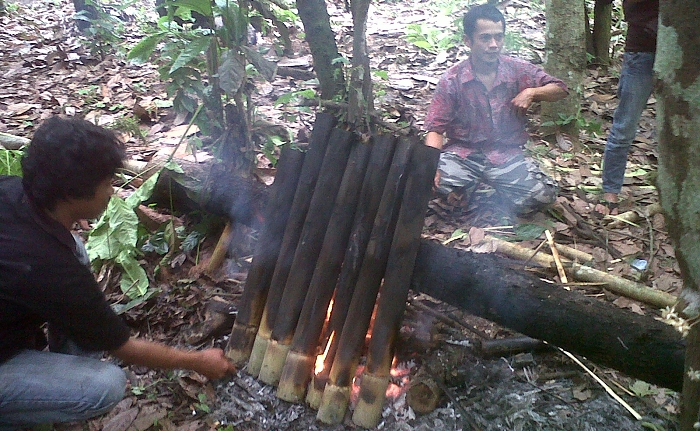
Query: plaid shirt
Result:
<box><xmin>424</xmin><ymin>55</ymin><xmax>567</xmax><ymax>165</ymax></box>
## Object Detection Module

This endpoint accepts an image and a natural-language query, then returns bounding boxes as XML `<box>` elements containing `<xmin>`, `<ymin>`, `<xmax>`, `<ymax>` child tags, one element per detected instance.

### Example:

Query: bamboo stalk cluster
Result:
<box><xmin>225</xmin><ymin>113</ymin><xmax>440</xmax><ymax>427</ymax></box>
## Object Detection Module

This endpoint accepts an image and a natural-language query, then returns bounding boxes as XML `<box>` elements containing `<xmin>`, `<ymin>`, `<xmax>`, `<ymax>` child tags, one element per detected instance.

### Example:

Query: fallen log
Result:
<box><xmin>411</xmin><ymin>240</ymin><xmax>686</xmax><ymax>391</ymax></box>
<box><xmin>0</xmin><ymin>132</ymin><xmax>30</xmax><ymax>150</ymax></box>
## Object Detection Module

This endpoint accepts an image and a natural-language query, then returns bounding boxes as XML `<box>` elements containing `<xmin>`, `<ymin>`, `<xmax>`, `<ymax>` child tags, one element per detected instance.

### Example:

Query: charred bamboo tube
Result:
<box><xmin>259</xmin><ymin>129</ymin><xmax>356</xmax><ymax>385</ymax></box>
<box><xmin>226</xmin><ymin>146</ymin><xmax>305</xmax><ymax>365</ymax></box>
<box><xmin>247</xmin><ymin>113</ymin><xmax>336</xmax><ymax>375</ymax></box>
<box><xmin>317</xmin><ymin>137</ymin><xmax>416</xmax><ymax>425</ymax></box>
<box><xmin>314</xmin><ymin>135</ymin><xmax>397</xmax><ymax>381</ymax></box>
<box><xmin>276</xmin><ymin>138</ymin><xmax>372</xmax><ymax>400</ymax></box>
<box><xmin>353</xmin><ymin>143</ymin><xmax>440</xmax><ymax>428</ymax></box>
<box><xmin>406</xmin><ymin>372</ymin><xmax>442</xmax><ymax>415</ymax></box>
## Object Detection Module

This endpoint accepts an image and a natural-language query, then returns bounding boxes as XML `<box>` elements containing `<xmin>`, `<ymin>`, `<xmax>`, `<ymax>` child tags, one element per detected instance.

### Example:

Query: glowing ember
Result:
<box><xmin>387</xmin><ymin>358</ymin><xmax>414</xmax><ymax>400</ymax></box>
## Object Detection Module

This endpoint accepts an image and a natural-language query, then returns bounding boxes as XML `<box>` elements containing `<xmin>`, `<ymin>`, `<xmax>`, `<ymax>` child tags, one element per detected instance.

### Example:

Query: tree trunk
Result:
<box><xmin>296</xmin><ymin>0</ymin><xmax>345</xmax><ymax>99</ymax></box>
<box><xmin>347</xmin><ymin>0</ymin><xmax>373</xmax><ymax>127</ymax></box>
<box><xmin>541</xmin><ymin>0</ymin><xmax>586</xmax><ymax>143</ymax></box>
<box><xmin>654</xmin><ymin>2</ymin><xmax>700</xmax><ymax>429</ymax></box>
<box><xmin>591</xmin><ymin>0</ymin><xmax>612</xmax><ymax>66</ymax></box>
<box><xmin>411</xmin><ymin>240</ymin><xmax>686</xmax><ymax>392</ymax></box>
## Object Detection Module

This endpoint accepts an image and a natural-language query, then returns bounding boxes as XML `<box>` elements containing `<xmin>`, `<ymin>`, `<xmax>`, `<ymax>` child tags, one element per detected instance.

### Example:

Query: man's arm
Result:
<box><xmin>111</xmin><ymin>337</ymin><xmax>236</xmax><ymax>379</ymax></box>
<box><xmin>511</xmin><ymin>83</ymin><xmax>568</xmax><ymax>109</ymax></box>
<box><xmin>425</xmin><ymin>132</ymin><xmax>444</xmax><ymax>188</ymax></box>
<box><xmin>425</xmin><ymin>131</ymin><xmax>444</xmax><ymax>150</ymax></box>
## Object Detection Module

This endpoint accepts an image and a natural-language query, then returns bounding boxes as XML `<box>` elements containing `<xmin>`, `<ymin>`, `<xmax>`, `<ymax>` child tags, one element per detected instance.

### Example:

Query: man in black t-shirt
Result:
<box><xmin>595</xmin><ymin>0</ymin><xmax>658</xmax><ymax>215</ymax></box>
<box><xmin>0</xmin><ymin>117</ymin><xmax>236</xmax><ymax>429</ymax></box>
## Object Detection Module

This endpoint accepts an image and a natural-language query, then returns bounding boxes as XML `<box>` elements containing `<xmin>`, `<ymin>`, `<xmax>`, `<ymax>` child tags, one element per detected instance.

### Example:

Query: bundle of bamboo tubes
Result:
<box><xmin>225</xmin><ymin>113</ymin><xmax>440</xmax><ymax>427</ymax></box>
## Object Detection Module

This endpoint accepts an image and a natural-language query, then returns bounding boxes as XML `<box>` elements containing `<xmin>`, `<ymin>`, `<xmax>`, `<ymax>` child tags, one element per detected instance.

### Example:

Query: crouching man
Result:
<box><xmin>425</xmin><ymin>4</ymin><xmax>568</xmax><ymax>217</ymax></box>
<box><xmin>0</xmin><ymin>116</ymin><xmax>236</xmax><ymax>429</ymax></box>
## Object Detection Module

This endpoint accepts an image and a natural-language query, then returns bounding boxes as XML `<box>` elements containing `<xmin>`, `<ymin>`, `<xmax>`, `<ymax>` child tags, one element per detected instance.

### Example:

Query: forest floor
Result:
<box><xmin>0</xmin><ymin>0</ymin><xmax>682</xmax><ymax>430</ymax></box>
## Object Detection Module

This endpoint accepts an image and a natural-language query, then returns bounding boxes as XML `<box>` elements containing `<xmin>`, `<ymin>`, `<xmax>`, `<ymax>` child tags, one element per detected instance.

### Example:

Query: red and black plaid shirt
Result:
<box><xmin>424</xmin><ymin>55</ymin><xmax>567</xmax><ymax>165</ymax></box>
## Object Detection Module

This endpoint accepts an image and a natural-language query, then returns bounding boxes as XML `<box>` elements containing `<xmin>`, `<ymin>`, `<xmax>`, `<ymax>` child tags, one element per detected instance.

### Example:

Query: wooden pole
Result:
<box><xmin>313</xmin><ymin>135</ymin><xmax>397</xmax><ymax>383</ymax></box>
<box><xmin>353</xmin><ymin>143</ymin><xmax>440</xmax><ymax>428</ymax></box>
<box><xmin>276</xmin><ymin>137</ymin><xmax>373</xmax><ymax>400</ymax></box>
<box><xmin>258</xmin><ymin>128</ymin><xmax>356</xmax><ymax>385</ymax></box>
<box><xmin>225</xmin><ymin>146</ymin><xmax>305</xmax><ymax>366</ymax></box>
<box><xmin>317</xmin><ymin>137</ymin><xmax>416</xmax><ymax>425</ymax></box>
<box><xmin>247</xmin><ymin>113</ymin><xmax>336</xmax><ymax>376</ymax></box>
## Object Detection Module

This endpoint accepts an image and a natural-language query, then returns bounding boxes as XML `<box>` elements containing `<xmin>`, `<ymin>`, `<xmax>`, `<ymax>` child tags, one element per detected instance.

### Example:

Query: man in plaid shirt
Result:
<box><xmin>425</xmin><ymin>4</ymin><xmax>568</xmax><ymax>216</ymax></box>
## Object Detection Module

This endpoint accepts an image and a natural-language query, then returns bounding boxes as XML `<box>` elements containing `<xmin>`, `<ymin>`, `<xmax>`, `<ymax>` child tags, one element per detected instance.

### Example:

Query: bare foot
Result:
<box><xmin>594</xmin><ymin>193</ymin><xmax>619</xmax><ymax>216</ymax></box>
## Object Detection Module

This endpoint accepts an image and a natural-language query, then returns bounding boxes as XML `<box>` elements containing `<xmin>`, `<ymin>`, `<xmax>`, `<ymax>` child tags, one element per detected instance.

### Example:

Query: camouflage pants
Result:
<box><xmin>437</xmin><ymin>151</ymin><xmax>558</xmax><ymax>216</ymax></box>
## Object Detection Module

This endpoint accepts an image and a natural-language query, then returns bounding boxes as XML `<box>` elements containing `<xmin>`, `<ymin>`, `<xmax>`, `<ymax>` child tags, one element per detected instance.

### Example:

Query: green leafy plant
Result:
<box><xmin>194</xmin><ymin>393</ymin><xmax>211</xmax><ymax>413</ymax></box>
<box><xmin>405</xmin><ymin>22</ymin><xmax>462</xmax><ymax>55</ymax></box>
<box><xmin>541</xmin><ymin>112</ymin><xmax>602</xmax><ymax>136</ymax></box>
<box><xmin>75</xmin><ymin>0</ymin><xmax>134</xmax><ymax>58</ymax></box>
<box><xmin>0</xmin><ymin>148</ymin><xmax>24</xmax><ymax>176</ymax></box>
<box><xmin>87</xmin><ymin>160</ymin><xmax>183</xmax><ymax>298</ymax></box>
<box><xmin>127</xmin><ymin>0</ymin><xmax>281</xmax><ymax>148</ymax></box>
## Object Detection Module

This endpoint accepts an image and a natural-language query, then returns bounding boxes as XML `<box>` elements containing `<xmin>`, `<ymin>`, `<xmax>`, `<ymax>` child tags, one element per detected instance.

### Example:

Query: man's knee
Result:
<box><xmin>78</xmin><ymin>362</ymin><xmax>126</xmax><ymax>418</ymax></box>
<box><xmin>511</xmin><ymin>175</ymin><xmax>558</xmax><ymax>216</ymax></box>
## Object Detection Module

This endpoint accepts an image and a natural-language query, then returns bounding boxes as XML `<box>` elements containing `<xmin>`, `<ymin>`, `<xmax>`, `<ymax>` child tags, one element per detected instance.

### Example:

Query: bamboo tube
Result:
<box><xmin>317</xmin><ymin>138</ymin><xmax>416</xmax><ymax>425</ymax></box>
<box><xmin>276</xmin><ymin>139</ymin><xmax>372</xmax><ymax>400</ymax></box>
<box><xmin>554</xmin><ymin>243</ymin><xmax>594</xmax><ymax>263</ymax></box>
<box><xmin>306</xmin><ymin>370</ymin><xmax>329</xmax><ymax>409</ymax></box>
<box><xmin>353</xmin><ymin>143</ymin><xmax>440</xmax><ymax>428</ymax></box>
<box><xmin>246</xmin><ymin>113</ymin><xmax>336</xmax><ymax>375</ymax></box>
<box><xmin>313</xmin><ymin>135</ymin><xmax>397</xmax><ymax>380</ymax></box>
<box><xmin>316</xmin><ymin>383</ymin><xmax>351</xmax><ymax>425</ymax></box>
<box><xmin>481</xmin><ymin>235</ymin><xmax>676</xmax><ymax>309</ymax></box>
<box><xmin>226</xmin><ymin>146</ymin><xmax>305</xmax><ymax>365</ymax></box>
<box><xmin>259</xmin><ymin>129</ymin><xmax>356</xmax><ymax>385</ymax></box>
<box><xmin>353</xmin><ymin>373</ymin><xmax>390</xmax><ymax>427</ymax></box>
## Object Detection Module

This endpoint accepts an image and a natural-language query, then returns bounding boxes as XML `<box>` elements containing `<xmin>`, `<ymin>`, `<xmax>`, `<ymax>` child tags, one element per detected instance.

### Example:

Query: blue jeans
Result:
<box><xmin>0</xmin><ymin>350</ymin><xmax>126</xmax><ymax>430</ymax></box>
<box><xmin>602</xmin><ymin>52</ymin><xmax>655</xmax><ymax>194</ymax></box>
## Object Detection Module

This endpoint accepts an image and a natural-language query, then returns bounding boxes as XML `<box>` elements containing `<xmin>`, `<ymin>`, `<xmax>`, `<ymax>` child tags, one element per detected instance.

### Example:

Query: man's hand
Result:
<box><xmin>512</xmin><ymin>83</ymin><xmax>568</xmax><ymax>110</ymax></box>
<box><xmin>193</xmin><ymin>348</ymin><xmax>237</xmax><ymax>379</ymax></box>
<box><xmin>511</xmin><ymin>88</ymin><xmax>535</xmax><ymax>110</ymax></box>
<box><xmin>112</xmin><ymin>337</ymin><xmax>236</xmax><ymax>380</ymax></box>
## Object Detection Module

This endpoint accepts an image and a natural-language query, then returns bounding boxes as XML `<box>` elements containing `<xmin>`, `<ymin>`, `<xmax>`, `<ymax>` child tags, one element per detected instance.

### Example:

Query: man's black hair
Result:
<box><xmin>22</xmin><ymin>116</ymin><xmax>125</xmax><ymax>211</ymax></box>
<box><xmin>463</xmin><ymin>4</ymin><xmax>506</xmax><ymax>41</ymax></box>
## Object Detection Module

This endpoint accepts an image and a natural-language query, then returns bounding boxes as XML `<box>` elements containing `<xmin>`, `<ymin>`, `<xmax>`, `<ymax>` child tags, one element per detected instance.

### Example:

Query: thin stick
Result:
<box><xmin>545</xmin><ymin>230</ymin><xmax>568</xmax><ymax>284</ymax></box>
<box><xmin>556</xmin><ymin>346</ymin><xmax>642</xmax><ymax>421</ymax></box>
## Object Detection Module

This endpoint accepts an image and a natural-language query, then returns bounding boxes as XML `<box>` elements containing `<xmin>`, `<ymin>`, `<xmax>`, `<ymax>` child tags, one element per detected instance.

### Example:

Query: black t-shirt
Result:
<box><xmin>0</xmin><ymin>176</ymin><xmax>131</xmax><ymax>363</ymax></box>
<box><xmin>623</xmin><ymin>0</ymin><xmax>658</xmax><ymax>53</ymax></box>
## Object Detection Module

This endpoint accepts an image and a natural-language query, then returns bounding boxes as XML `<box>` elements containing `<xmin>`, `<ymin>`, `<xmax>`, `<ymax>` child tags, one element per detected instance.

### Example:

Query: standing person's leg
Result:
<box><xmin>485</xmin><ymin>153</ymin><xmax>558</xmax><ymax>216</ymax></box>
<box><xmin>0</xmin><ymin>350</ymin><xmax>126</xmax><ymax>429</ymax></box>
<box><xmin>435</xmin><ymin>151</ymin><xmax>485</xmax><ymax>197</ymax></box>
<box><xmin>601</xmin><ymin>52</ymin><xmax>655</xmax><ymax>204</ymax></box>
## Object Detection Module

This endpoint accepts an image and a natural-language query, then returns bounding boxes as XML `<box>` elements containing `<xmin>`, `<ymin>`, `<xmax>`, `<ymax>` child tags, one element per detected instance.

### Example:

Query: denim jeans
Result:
<box><xmin>602</xmin><ymin>52</ymin><xmax>656</xmax><ymax>194</ymax></box>
<box><xmin>0</xmin><ymin>349</ymin><xmax>126</xmax><ymax>430</ymax></box>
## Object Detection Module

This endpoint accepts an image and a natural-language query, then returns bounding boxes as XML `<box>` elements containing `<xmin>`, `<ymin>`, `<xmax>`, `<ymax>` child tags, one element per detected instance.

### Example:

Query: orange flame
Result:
<box><xmin>314</xmin><ymin>331</ymin><xmax>335</xmax><ymax>375</ymax></box>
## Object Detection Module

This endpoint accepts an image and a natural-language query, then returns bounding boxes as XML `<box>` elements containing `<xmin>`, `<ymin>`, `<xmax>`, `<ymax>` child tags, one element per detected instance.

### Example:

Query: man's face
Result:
<box><xmin>466</xmin><ymin>19</ymin><xmax>505</xmax><ymax>66</ymax></box>
<box><xmin>70</xmin><ymin>177</ymin><xmax>115</xmax><ymax>220</ymax></box>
